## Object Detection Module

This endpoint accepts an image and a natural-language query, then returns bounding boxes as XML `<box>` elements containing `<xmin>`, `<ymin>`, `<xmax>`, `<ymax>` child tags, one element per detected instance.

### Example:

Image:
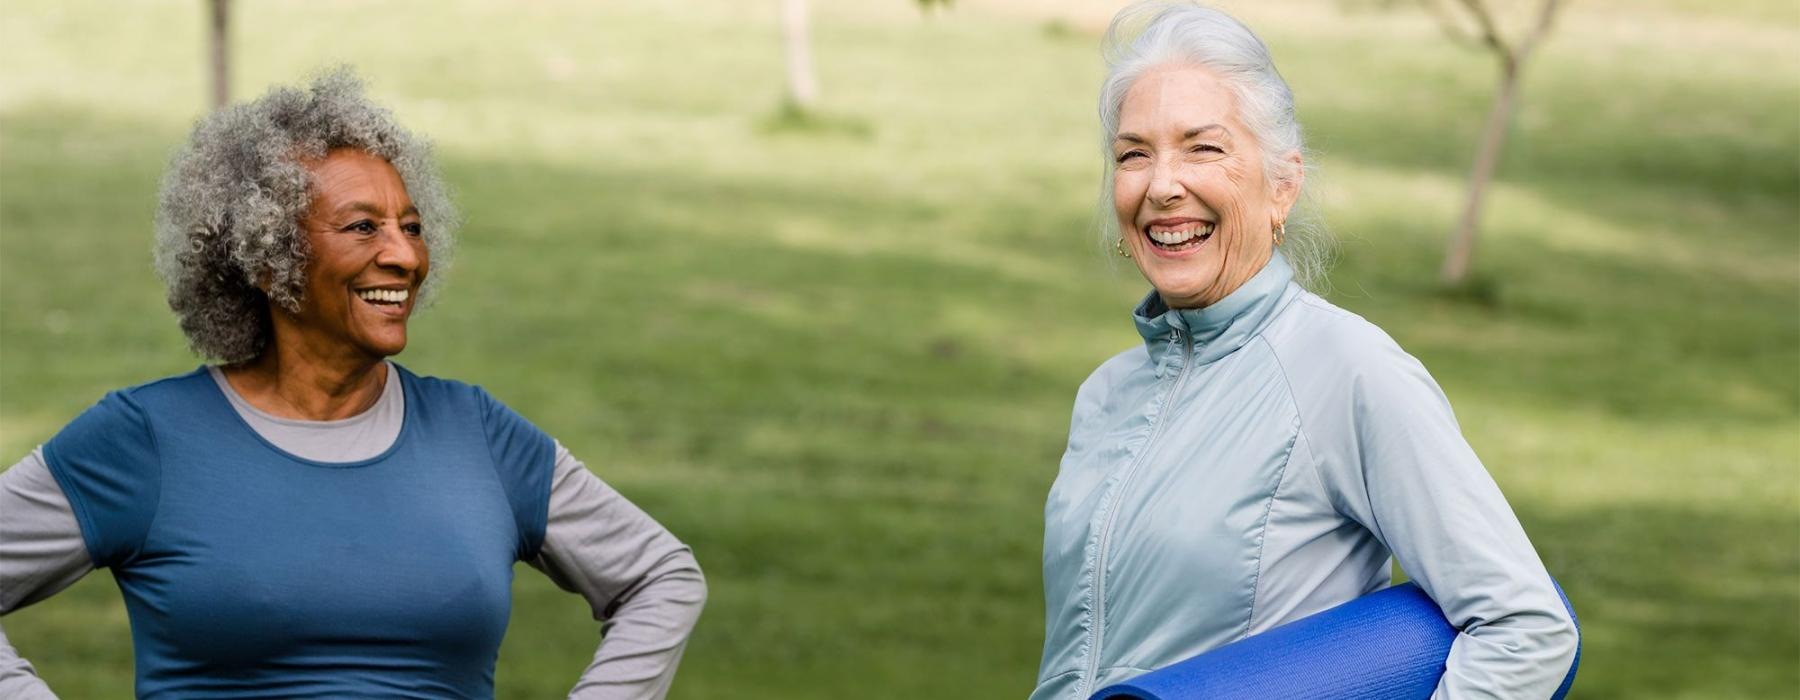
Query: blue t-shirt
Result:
<box><xmin>43</xmin><ymin>365</ymin><xmax>554</xmax><ymax>698</ymax></box>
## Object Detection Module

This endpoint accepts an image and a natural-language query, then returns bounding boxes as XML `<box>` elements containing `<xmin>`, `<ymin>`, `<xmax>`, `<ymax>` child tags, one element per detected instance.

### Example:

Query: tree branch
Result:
<box><xmin>1416</xmin><ymin>0</ymin><xmax>1479</xmax><ymax>48</ymax></box>
<box><xmin>1454</xmin><ymin>0</ymin><xmax>1513</xmax><ymax>60</ymax></box>
<box><xmin>1516</xmin><ymin>0</ymin><xmax>1563</xmax><ymax>60</ymax></box>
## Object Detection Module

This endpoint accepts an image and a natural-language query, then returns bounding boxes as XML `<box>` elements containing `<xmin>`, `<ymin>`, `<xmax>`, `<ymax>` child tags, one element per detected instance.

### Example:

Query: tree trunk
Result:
<box><xmin>209</xmin><ymin>0</ymin><xmax>230</xmax><ymax>109</ymax></box>
<box><xmin>1441</xmin><ymin>58</ymin><xmax>1520</xmax><ymax>286</ymax></box>
<box><xmin>781</xmin><ymin>0</ymin><xmax>818</xmax><ymax>109</ymax></box>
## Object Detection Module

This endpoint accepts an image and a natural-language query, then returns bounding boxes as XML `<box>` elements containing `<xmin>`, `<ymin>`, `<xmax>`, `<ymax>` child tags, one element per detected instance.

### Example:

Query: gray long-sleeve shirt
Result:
<box><xmin>0</xmin><ymin>364</ymin><xmax>704</xmax><ymax>698</ymax></box>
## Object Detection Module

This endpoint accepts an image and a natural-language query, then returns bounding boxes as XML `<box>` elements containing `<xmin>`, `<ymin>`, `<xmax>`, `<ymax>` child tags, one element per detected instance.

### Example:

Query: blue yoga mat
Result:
<box><xmin>1090</xmin><ymin>580</ymin><xmax>1579</xmax><ymax>700</ymax></box>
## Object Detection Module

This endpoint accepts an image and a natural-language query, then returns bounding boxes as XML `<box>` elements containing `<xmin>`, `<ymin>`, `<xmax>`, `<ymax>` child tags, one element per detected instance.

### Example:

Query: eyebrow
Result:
<box><xmin>1113</xmin><ymin>123</ymin><xmax>1230</xmax><ymax>145</ymax></box>
<box><xmin>332</xmin><ymin>202</ymin><xmax>420</xmax><ymax>219</ymax></box>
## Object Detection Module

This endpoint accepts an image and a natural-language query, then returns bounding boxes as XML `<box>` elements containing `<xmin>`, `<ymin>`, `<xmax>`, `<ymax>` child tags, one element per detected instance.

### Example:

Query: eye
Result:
<box><xmin>1114</xmin><ymin>150</ymin><xmax>1147</xmax><ymax>164</ymax></box>
<box><xmin>1190</xmin><ymin>144</ymin><xmax>1224</xmax><ymax>155</ymax></box>
<box><xmin>344</xmin><ymin>219</ymin><xmax>378</xmax><ymax>234</ymax></box>
<box><xmin>402</xmin><ymin>222</ymin><xmax>424</xmax><ymax>237</ymax></box>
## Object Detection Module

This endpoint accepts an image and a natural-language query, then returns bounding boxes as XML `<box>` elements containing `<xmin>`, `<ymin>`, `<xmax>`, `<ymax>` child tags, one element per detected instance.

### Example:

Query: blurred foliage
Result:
<box><xmin>0</xmin><ymin>1</ymin><xmax>1795</xmax><ymax>698</ymax></box>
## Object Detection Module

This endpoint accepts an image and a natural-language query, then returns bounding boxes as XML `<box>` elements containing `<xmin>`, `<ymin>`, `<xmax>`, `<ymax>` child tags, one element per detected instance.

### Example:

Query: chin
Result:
<box><xmin>1148</xmin><ymin>274</ymin><xmax>1221</xmax><ymax>307</ymax></box>
<box><xmin>1144</xmin><ymin>255</ymin><xmax>1220</xmax><ymax>282</ymax></box>
<box><xmin>358</xmin><ymin>336</ymin><xmax>408</xmax><ymax>360</ymax></box>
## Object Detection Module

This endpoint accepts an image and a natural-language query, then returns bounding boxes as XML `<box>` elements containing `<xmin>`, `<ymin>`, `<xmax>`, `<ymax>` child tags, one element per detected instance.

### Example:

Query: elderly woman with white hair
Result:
<box><xmin>0</xmin><ymin>71</ymin><xmax>704</xmax><ymax>698</ymax></box>
<box><xmin>1035</xmin><ymin>3</ymin><xmax>1577</xmax><ymax>698</ymax></box>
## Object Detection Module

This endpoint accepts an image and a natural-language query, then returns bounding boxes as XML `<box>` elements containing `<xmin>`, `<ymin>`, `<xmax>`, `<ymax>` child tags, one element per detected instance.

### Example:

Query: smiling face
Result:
<box><xmin>278</xmin><ymin>148</ymin><xmax>428</xmax><ymax>363</ymax></box>
<box><xmin>1112</xmin><ymin>63</ymin><xmax>1300</xmax><ymax>309</ymax></box>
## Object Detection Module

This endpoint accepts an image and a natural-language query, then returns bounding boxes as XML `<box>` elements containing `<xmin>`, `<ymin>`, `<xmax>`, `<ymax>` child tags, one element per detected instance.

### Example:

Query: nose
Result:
<box><xmin>1147</xmin><ymin>158</ymin><xmax>1185</xmax><ymax>207</ymax></box>
<box><xmin>373</xmin><ymin>223</ymin><xmax>425</xmax><ymax>275</ymax></box>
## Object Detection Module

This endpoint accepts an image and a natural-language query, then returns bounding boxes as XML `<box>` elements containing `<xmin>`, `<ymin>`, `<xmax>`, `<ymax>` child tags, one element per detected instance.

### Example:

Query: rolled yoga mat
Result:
<box><xmin>1090</xmin><ymin>579</ymin><xmax>1579</xmax><ymax>700</ymax></box>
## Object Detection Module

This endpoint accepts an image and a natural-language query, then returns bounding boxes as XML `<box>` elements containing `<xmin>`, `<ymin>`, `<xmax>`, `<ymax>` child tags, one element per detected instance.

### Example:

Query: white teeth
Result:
<box><xmin>357</xmin><ymin>289</ymin><xmax>409</xmax><ymax>304</ymax></box>
<box><xmin>1149</xmin><ymin>229</ymin><xmax>1195</xmax><ymax>244</ymax></box>
<box><xmin>1146</xmin><ymin>222</ymin><xmax>1215</xmax><ymax>245</ymax></box>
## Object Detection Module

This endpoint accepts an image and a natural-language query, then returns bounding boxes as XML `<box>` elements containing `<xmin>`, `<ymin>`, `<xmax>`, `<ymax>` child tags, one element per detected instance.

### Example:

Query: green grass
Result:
<box><xmin>2</xmin><ymin>0</ymin><xmax>1795</xmax><ymax>697</ymax></box>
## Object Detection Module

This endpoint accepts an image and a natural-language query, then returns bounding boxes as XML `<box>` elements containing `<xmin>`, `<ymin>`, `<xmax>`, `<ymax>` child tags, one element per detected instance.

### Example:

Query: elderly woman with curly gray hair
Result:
<box><xmin>0</xmin><ymin>71</ymin><xmax>705</xmax><ymax>699</ymax></box>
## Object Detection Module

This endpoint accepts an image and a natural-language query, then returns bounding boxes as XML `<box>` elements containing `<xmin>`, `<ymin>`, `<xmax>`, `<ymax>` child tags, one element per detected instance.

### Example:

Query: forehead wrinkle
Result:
<box><xmin>1121</xmin><ymin>97</ymin><xmax>1237</xmax><ymax>143</ymax></box>
<box><xmin>313</xmin><ymin>177</ymin><xmax>415</xmax><ymax>221</ymax></box>
<box><xmin>323</xmin><ymin>197</ymin><xmax>416</xmax><ymax>222</ymax></box>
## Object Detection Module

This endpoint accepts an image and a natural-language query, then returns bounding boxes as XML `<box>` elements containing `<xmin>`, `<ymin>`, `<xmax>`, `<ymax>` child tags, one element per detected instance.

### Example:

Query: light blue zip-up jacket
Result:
<box><xmin>1034</xmin><ymin>253</ymin><xmax>1579</xmax><ymax>699</ymax></box>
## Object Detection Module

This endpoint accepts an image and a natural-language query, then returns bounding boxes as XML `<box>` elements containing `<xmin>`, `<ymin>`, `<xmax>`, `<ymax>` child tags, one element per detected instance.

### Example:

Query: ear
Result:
<box><xmin>1271</xmin><ymin>151</ymin><xmax>1305</xmax><ymax>221</ymax></box>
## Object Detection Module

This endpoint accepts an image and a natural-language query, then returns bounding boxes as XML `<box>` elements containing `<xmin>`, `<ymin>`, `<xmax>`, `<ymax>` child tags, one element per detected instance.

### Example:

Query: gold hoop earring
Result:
<box><xmin>1273</xmin><ymin>221</ymin><xmax>1286</xmax><ymax>247</ymax></box>
<box><xmin>1116</xmin><ymin>237</ymin><xmax>1132</xmax><ymax>258</ymax></box>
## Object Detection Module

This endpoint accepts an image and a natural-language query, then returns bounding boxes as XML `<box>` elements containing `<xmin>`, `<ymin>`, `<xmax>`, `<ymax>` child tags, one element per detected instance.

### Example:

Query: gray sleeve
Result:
<box><xmin>528</xmin><ymin>443</ymin><xmax>706</xmax><ymax>700</ymax></box>
<box><xmin>1</xmin><ymin>448</ymin><xmax>89</xmax><ymax>699</ymax></box>
<box><xmin>1298</xmin><ymin>340</ymin><xmax>1579</xmax><ymax>699</ymax></box>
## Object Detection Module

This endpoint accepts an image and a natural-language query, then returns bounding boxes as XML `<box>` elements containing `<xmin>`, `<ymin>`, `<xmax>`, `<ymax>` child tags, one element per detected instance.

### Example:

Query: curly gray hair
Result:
<box><xmin>153</xmin><ymin>68</ymin><xmax>456</xmax><ymax>363</ymax></box>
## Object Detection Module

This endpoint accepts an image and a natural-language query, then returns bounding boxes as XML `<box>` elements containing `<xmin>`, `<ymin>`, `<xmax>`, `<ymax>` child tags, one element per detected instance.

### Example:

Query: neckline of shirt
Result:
<box><xmin>206</xmin><ymin>362</ymin><xmax>402</xmax><ymax>429</ymax></box>
<box><xmin>205</xmin><ymin>362</ymin><xmax>408</xmax><ymax>467</ymax></box>
<box><xmin>1131</xmin><ymin>251</ymin><xmax>1297</xmax><ymax>366</ymax></box>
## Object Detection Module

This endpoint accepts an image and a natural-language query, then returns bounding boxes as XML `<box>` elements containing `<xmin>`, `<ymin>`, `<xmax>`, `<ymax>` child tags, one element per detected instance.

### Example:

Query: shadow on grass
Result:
<box><xmin>1319</xmin><ymin>189</ymin><xmax>1797</xmax><ymax>429</ymax></box>
<box><xmin>1520</xmin><ymin>500</ymin><xmax>1800</xmax><ymax>699</ymax></box>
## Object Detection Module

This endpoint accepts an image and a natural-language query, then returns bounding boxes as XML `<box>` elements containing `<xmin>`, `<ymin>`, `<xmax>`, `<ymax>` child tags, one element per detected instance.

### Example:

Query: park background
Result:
<box><xmin>1</xmin><ymin>0</ymin><xmax>1795</xmax><ymax>697</ymax></box>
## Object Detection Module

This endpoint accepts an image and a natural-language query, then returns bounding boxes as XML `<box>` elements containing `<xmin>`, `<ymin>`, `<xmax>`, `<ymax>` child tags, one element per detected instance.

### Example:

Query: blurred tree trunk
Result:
<box><xmin>1442</xmin><ymin>55</ymin><xmax>1520</xmax><ymax>285</ymax></box>
<box><xmin>781</xmin><ymin>0</ymin><xmax>818</xmax><ymax>110</ymax></box>
<box><xmin>1422</xmin><ymin>0</ymin><xmax>1562</xmax><ymax>286</ymax></box>
<box><xmin>778</xmin><ymin>0</ymin><xmax>949</xmax><ymax>113</ymax></box>
<box><xmin>208</xmin><ymin>0</ymin><xmax>230</xmax><ymax>109</ymax></box>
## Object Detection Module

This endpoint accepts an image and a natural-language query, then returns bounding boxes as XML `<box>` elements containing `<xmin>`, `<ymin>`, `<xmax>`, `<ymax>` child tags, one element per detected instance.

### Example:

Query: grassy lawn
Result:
<box><xmin>1</xmin><ymin>0</ymin><xmax>1794</xmax><ymax>697</ymax></box>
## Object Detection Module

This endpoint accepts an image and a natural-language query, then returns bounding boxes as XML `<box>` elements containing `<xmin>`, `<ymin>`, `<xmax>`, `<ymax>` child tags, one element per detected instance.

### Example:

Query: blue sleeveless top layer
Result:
<box><xmin>43</xmin><ymin>365</ymin><xmax>554</xmax><ymax>699</ymax></box>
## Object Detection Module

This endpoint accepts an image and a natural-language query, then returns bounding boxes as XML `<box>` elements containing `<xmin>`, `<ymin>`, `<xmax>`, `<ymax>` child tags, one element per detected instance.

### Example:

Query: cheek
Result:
<box><xmin>1112</xmin><ymin>171</ymin><xmax>1146</xmax><ymax>219</ymax></box>
<box><xmin>1203</xmin><ymin>169</ymin><xmax>1262</xmax><ymax>224</ymax></box>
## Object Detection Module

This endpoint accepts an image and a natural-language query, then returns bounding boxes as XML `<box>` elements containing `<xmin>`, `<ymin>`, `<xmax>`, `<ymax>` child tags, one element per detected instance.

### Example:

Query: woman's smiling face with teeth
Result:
<box><xmin>284</xmin><ymin>148</ymin><xmax>429</xmax><ymax>362</ymax></box>
<box><xmin>1112</xmin><ymin>63</ymin><xmax>1300</xmax><ymax>309</ymax></box>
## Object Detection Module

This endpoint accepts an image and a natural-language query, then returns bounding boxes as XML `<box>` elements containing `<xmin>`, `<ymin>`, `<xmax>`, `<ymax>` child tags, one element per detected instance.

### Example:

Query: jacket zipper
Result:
<box><xmin>1080</xmin><ymin>332</ymin><xmax>1194</xmax><ymax>696</ymax></box>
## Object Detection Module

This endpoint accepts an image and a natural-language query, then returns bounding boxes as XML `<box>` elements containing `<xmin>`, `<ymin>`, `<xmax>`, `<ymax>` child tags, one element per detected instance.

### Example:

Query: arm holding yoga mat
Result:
<box><xmin>1091</xmin><ymin>580</ymin><xmax>1580</xmax><ymax>700</ymax></box>
<box><xmin>1266</xmin><ymin>319</ymin><xmax>1581</xmax><ymax>698</ymax></box>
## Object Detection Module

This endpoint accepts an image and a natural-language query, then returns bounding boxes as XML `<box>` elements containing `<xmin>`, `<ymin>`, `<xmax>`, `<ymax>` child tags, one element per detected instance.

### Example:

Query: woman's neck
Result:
<box><xmin>221</xmin><ymin>341</ymin><xmax>388</xmax><ymax>421</ymax></box>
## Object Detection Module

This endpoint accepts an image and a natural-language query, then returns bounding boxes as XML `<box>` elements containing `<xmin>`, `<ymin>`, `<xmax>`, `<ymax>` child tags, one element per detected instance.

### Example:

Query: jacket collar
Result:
<box><xmin>1132</xmin><ymin>251</ymin><xmax>1296</xmax><ymax>367</ymax></box>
